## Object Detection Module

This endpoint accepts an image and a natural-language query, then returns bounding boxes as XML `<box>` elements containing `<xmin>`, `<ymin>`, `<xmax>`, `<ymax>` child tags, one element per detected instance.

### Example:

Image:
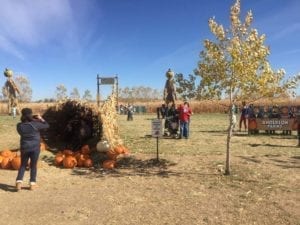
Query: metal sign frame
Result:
<box><xmin>96</xmin><ymin>74</ymin><xmax>119</xmax><ymax>107</ymax></box>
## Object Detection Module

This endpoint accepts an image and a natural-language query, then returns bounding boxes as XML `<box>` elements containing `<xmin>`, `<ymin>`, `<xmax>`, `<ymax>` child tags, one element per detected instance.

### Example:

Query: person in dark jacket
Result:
<box><xmin>239</xmin><ymin>101</ymin><xmax>248</xmax><ymax>132</ymax></box>
<box><xmin>16</xmin><ymin>108</ymin><xmax>49</xmax><ymax>191</ymax></box>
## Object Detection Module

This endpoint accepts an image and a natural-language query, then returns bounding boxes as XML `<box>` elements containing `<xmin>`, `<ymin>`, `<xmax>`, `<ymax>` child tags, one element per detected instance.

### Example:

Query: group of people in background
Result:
<box><xmin>232</xmin><ymin>101</ymin><xmax>298</xmax><ymax>133</ymax></box>
<box><xmin>158</xmin><ymin>101</ymin><xmax>192</xmax><ymax>139</ymax></box>
<box><xmin>119</xmin><ymin>104</ymin><xmax>134</xmax><ymax>121</ymax></box>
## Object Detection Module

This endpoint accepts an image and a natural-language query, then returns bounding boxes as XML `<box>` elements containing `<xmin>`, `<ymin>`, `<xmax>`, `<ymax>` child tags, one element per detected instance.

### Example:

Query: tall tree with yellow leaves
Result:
<box><xmin>195</xmin><ymin>0</ymin><xmax>300</xmax><ymax>175</ymax></box>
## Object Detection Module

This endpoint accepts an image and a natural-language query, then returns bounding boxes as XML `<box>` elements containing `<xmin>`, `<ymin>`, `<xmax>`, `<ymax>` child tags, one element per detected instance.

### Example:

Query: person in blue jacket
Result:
<box><xmin>15</xmin><ymin>108</ymin><xmax>49</xmax><ymax>191</ymax></box>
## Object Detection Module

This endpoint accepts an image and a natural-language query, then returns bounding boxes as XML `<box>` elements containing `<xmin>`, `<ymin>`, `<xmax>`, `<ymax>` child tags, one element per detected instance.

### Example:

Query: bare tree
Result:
<box><xmin>82</xmin><ymin>89</ymin><xmax>93</xmax><ymax>101</ymax></box>
<box><xmin>119</xmin><ymin>86</ymin><xmax>163</xmax><ymax>101</ymax></box>
<box><xmin>70</xmin><ymin>87</ymin><xmax>80</xmax><ymax>100</ymax></box>
<box><xmin>55</xmin><ymin>84</ymin><xmax>68</xmax><ymax>101</ymax></box>
<box><xmin>14</xmin><ymin>75</ymin><xmax>32</xmax><ymax>102</ymax></box>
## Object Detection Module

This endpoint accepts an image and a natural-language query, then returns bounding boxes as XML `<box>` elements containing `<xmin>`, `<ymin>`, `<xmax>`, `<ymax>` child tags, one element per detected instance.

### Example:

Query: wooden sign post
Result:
<box><xmin>152</xmin><ymin>119</ymin><xmax>163</xmax><ymax>162</ymax></box>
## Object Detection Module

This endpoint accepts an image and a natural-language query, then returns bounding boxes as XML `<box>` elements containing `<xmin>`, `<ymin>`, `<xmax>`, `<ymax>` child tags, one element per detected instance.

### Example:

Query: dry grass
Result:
<box><xmin>1</xmin><ymin>97</ymin><xmax>299</xmax><ymax>115</ymax></box>
<box><xmin>0</xmin><ymin>113</ymin><xmax>299</xmax><ymax>224</ymax></box>
<box><xmin>0</xmin><ymin>102</ymin><xmax>55</xmax><ymax>115</ymax></box>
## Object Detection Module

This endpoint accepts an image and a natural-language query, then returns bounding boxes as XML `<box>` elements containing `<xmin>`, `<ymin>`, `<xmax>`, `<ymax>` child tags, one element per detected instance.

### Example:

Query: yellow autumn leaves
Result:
<box><xmin>196</xmin><ymin>0</ymin><xmax>299</xmax><ymax>100</ymax></box>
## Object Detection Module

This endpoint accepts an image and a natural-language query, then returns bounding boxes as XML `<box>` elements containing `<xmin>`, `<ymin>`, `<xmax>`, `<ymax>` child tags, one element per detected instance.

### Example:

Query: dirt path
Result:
<box><xmin>0</xmin><ymin>152</ymin><xmax>299</xmax><ymax>225</ymax></box>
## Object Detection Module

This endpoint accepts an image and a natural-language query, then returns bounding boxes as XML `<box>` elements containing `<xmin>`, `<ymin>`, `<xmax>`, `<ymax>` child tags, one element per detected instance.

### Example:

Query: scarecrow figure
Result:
<box><xmin>163</xmin><ymin>68</ymin><xmax>177</xmax><ymax>107</ymax></box>
<box><xmin>3</xmin><ymin>68</ymin><xmax>20</xmax><ymax>115</ymax></box>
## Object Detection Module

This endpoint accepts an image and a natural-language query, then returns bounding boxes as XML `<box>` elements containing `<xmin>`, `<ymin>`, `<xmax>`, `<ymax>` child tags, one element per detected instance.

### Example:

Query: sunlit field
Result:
<box><xmin>0</xmin><ymin>113</ymin><xmax>299</xmax><ymax>225</ymax></box>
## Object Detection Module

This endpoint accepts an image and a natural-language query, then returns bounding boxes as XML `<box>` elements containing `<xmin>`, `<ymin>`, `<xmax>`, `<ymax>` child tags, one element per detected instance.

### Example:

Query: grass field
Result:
<box><xmin>0</xmin><ymin>114</ymin><xmax>299</xmax><ymax>225</ymax></box>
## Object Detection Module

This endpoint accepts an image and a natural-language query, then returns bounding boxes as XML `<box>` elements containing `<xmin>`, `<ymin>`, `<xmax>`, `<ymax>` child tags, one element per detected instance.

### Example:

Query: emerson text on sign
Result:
<box><xmin>256</xmin><ymin>119</ymin><xmax>294</xmax><ymax>130</ymax></box>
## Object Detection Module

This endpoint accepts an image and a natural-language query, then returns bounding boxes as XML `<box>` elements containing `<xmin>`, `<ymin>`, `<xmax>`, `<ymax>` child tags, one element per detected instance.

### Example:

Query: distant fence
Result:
<box><xmin>119</xmin><ymin>105</ymin><xmax>147</xmax><ymax>114</ymax></box>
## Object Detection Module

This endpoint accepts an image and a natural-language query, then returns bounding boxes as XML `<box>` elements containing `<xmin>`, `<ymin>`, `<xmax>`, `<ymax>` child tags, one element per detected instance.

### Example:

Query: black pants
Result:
<box><xmin>16</xmin><ymin>150</ymin><xmax>40</xmax><ymax>183</ymax></box>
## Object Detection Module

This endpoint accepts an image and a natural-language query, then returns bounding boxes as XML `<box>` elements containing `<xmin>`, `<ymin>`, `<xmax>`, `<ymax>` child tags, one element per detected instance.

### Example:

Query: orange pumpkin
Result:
<box><xmin>11</xmin><ymin>156</ymin><xmax>21</xmax><ymax>170</ymax></box>
<box><xmin>40</xmin><ymin>142</ymin><xmax>46</xmax><ymax>151</ymax></box>
<box><xmin>63</xmin><ymin>156</ymin><xmax>77</xmax><ymax>168</ymax></box>
<box><xmin>102</xmin><ymin>160</ymin><xmax>116</xmax><ymax>169</ymax></box>
<box><xmin>107</xmin><ymin>149</ymin><xmax>118</xmax><ymax>160</ymax></box>
<box><xmin>1</xmin><ymin>157</ymin><xmax>11</xmax><ymax>169</ymax></box>
<box><xmin>63</xmin><ymin>149</ymin><xmax>74</xmax><ymax>156</ymax></box>
<box><xmin>83</xmin><ymin>154</ymin><xmax>90</xmax><ymax>159</ymax></box>
<box><xmin>83</xmin><ymin>158</ymin><xmax>93</xmax><ymax>168</ymax></box>
<box><xmin>9</xmin><ymin>152</ymin><xmax>17</xmax><ymax>160</ymax></box>
<box><xmin>123</xmin><ymin>147</ymin><xmax>129</xmax><ymax>155</ymax></box>
<box><xmin>74</xmin><ymin>151</ymin><xmax>80</xmax><ymax>158</ymax></box>
<box><xmin>248</xmin><ymin>119</ymin><xmax>257</xmax><ymax>130</ymax></box>
<box><xmin>55</xmin><ymin>154</ymin><xmax>64</xmax><ymax>166</ymax></box>
<box><xmin>0</xmin><ymin>155</ymin><xmax>3</xmax><ymax>164</ymax></box>
<box><xmin>75</xmin><ymin>154</ymin><xmax>85</xmax><ymax>167</ymax></box>
<box><xmin>56</xmin><ymin>151</ymin><xmax>63</xmax><ymax>155</ymax></box>
<box><xmin>81</xmin><ymin>145</ymin><xmax>90</xmax><ymax>155</ymax></box>
<box><xmin>0</xmin><ymin>150</ymin><xmax>12</xmax><ymax>158</ymax></box>
<box><xmin>114</xmin><ymin>145</ymin><xmax>124</xmax><ymax>154</ymax></box>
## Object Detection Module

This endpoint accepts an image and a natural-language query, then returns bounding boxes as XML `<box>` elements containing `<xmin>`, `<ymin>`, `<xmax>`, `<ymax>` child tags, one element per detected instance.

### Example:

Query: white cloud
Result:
<box><xmin>0</xmin><ymin>34</ymin><xmax>24</xmax><ymax>59</ymax></box>
<box><xmin>147</xmin><ymin>42</ymin><xmax>199</xmax><ymax>71</ymax></box>
<box><xmin>272</xmin><ymin>23</ymin><xmax>300</xmax><ymax>41</ymax></box>
<box><xmin>0</xmin><ymin>0</ymin><xmax>76</xmax><ymax>58</ymax></box>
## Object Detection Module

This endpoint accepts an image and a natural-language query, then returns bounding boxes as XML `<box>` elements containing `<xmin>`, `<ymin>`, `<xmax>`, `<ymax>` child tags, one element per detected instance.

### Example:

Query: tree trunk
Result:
<box><xmin>225</xmin><ymin>107</ymin><xmax>234</xmax><ymax>175</ymax></box>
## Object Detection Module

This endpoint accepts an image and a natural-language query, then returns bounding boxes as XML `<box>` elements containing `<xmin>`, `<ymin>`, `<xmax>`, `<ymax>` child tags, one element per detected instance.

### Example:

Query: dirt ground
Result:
<box><xmin>0</xmin><ymin>152</ymin><xmax>299</xmax><ymax>225</ymax></box>
<box><xmin>0</xmin><ymin>114</ymin><xmax>299</xmax><ymax>225</ymax></box>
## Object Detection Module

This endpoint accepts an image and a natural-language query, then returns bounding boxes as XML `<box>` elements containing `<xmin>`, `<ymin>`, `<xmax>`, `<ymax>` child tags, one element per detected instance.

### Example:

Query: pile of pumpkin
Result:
<box><xmin>0</xmin><ymin>141</ymin><xmax>48</xmax><ymax>170</ymax></box>
<box><xmin>55</xmin><ymin>143</ymin><xmax>130</xmax><ymax>170</ymax></box>
<box><xmin>54</xmin><ymin>145</ymin><xmax>93</xmax><ymax>169</ymax></box>
<box><xmin>0</xmin><ymin>150</ymin><xmax>21</xmax><ymax>170</ymax></box>
<box><xmin>102</xmin><ymin>144</ymin><xmax>129</xmax><ymax>169</ymax></box>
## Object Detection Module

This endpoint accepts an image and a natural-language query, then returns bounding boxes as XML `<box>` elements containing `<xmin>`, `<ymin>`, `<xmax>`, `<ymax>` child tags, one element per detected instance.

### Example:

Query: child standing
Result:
<box><xmin>12</xmin><ymin>104</ymin><xmax>17</xmax><ymax>119</ymax></box>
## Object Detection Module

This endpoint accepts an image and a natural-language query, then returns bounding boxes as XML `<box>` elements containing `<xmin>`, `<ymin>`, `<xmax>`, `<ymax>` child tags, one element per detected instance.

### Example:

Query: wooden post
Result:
<box><xmin>97</xmin><ymin>74</ymin><xmax>100</xmax><ymax>107</ymax></box>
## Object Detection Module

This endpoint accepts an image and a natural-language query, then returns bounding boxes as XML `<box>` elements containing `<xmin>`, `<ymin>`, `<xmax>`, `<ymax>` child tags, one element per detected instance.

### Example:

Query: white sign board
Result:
<box><xmin>152</xmin><ymin>119</ymin><xmax>163</xmax><ymax>137</ymax></box>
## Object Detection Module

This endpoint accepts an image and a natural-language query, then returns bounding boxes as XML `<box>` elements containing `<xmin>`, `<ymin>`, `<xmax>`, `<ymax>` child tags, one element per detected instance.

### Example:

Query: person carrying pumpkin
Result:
<box><xmin>15</xmin><ymin>108</ymin><xmax>49</xmax><ymax>191</ymax></box>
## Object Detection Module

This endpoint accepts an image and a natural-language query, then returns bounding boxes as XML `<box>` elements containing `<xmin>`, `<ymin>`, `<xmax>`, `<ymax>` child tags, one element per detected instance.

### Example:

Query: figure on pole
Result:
<box><xmin>3</xmin><ymin>68</ymin><xmax>20</xmax><ymax>115</ymax></box>
<box><xmin>163</xmin><ymin>68</ymin><xmax>177</xmax><ymax>107</ymax></box>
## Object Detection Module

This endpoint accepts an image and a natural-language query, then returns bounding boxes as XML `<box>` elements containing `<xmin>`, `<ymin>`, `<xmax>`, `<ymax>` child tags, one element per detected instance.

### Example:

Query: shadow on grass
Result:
<box><xmin>291</xmin><ymin>156</ymin><xmax>300</xmax><ymax>160</ymax></box>
<box><xmin>267</xmin><ymin>156</ymin><xmax>300</xmax><ymax>169</ymax></box>
<box><xmin>71</xmin><ymin>156</ymin><xmax>221</xmax><ymax>179</ymax></box>
<box><xmin>144</xmin><ymin>134</ymin><xmax>183</xmax><ymax>140</ymax></box>
<box><xmin>271</xmin><ymin>136</ymin><xmax>298</xmax><ymax>140</ymax></box>
<box><xmin>41</xmin><ymin>154</ymin><xmax>55</xmax><ymax>166</ymax></box>
<box><xmin>198</xmin><ymin>130</ymin><xmax>227</xmax><ymax>133</ymax></box>
<box><xmin>233</xmin><ymin>133</ymin><xmax>249</xmax><ymax>137</ymax></box>
<box><xmin>0</xmin><ymin>183</ymin><xmax>17</xmax><ymax>192</ymax></box>
<box><xmin>39</xmin><ymin>149</ymin><xmax>222</xmax><ymax>178</ymax></box>
<box><xmin>249</xmin><ymin>143</ymin><xmax>295</xmax><ymax>148</ymax></box>
<box><xmin>238</xmin><ymin>156</ymin><xmax>262</xmax><ymax>163</ymax></box>
<box><xmin>239</xmin><ymin>154</ymin><xmax>300</xmax><ymax>169</ymax></box>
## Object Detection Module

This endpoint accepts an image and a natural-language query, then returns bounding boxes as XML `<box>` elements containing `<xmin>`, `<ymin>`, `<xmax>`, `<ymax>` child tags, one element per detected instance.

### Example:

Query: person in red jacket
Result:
<box><xmin>178</xmin><ymin>102</ymin><xmax>192</xmax><ymax>139</ymax></box>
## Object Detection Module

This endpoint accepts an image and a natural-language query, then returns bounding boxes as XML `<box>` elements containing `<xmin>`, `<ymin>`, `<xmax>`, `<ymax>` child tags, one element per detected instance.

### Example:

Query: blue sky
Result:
<box><xmin>0</xmin><ymin>0</ymin><xmax>299</xmax><ymax>100</ymax></box>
